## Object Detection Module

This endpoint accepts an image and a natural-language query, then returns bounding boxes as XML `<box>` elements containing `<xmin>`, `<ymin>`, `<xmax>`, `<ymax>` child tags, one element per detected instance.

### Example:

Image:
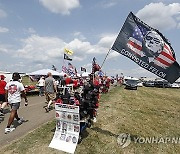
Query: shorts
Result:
<box><xmin>10</xmin><ymin>102</ymin><xmax>20</xmax><ymax>110</ymax></box>
<box><xmin>0</xmin><ymin>94</ymin><xmax>5</xmax><ymax>102</ymax></box>
<box><xmin>45</xmin><ymin>92</ymin><xmax>56</xmax><ymax>101</ymax></box>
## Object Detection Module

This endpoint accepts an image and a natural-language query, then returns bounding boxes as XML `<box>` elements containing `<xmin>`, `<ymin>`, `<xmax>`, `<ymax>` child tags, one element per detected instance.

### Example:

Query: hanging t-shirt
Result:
<box><xmin>5</xmin><ymin>81</ymin><xmax>25</xmax><ymax>104</ymax></box>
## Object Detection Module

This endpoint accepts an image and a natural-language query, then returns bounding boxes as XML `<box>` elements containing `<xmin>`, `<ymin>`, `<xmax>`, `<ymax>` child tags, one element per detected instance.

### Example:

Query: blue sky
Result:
<box><xmin>0</xmin><ymin>0</ymin><xmax>180</xmax><ymax>78</ymax></box>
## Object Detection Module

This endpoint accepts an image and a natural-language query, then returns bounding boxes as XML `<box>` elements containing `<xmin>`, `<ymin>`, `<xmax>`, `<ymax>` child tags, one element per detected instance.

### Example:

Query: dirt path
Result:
<box><xmin>0</xmin><ymin>95</ymin><xmax>55</xmax><ymax>148</ymax></box>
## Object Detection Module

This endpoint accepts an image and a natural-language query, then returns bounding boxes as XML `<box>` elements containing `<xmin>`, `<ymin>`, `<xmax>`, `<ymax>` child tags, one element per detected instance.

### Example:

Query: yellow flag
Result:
<box><xmin>64</xmin><ymin>48</ymin><xmax>74</xmax><ymax>55</ymax></box>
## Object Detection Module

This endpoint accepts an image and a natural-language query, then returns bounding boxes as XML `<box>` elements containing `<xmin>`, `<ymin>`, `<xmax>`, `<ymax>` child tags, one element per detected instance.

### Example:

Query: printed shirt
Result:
<box><xmin>5</xmin><ymin>81</ymin><xmax>25</xmax><ymax>104</ymax></box>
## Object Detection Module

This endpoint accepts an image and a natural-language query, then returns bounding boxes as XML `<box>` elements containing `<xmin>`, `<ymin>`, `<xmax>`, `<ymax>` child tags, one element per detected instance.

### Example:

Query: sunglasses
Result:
<box><xmin>145</xmin><ymin>35</ymin><xmax>161</xmax><ymax>44</ymax></box>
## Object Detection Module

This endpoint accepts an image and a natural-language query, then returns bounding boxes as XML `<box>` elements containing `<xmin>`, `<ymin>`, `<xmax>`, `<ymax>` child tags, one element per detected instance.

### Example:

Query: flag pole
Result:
<box><xmin>101</xmin><ymin>48</ymin><xmax>111</xmax><ymax>68</ymax></box>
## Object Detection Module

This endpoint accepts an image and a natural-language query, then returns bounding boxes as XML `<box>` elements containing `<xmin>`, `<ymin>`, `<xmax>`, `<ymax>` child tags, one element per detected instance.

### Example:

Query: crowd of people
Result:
<box><xmin>0</xmin><ymin>71</ymin><xmax>122</xmax><ymax>137</ymax></box>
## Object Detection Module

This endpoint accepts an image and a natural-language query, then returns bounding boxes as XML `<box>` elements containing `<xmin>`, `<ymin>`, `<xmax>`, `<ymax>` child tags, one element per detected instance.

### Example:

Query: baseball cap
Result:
<box><xmin>0</xmin><ymin>75</ymin><xmax>6</xmax><ymax>80</ymax></box>
<box><xmin>12</xmin><ymin>72</ymin><xmax>20</xmax><ymax>80</ymax></box>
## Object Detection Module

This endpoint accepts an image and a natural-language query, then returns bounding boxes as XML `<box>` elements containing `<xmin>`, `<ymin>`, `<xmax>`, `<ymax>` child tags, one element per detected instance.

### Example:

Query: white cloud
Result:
<box><xmin>0</xmin><ymin>43</ymin><xmax>13</xmax><ymax>53</ymax></box>
<box><xmin>65</xmin><ymin>38</ymin><xmax>107</xmax><ymax>55</ymax></box>
<box><xmin>73</xmin><ymin>31</ymin><xmax>86</xmax><ymax>40</ymax></box>
<box><xmin>17</xmin><ymin>35</ymin><xmax>66</xmax><ymax>62</ymax></box>
<box><xmin>136</xmin><ymin>3</ymin><xmax>180</xmax><ymax>30</ymax></box>
<box><xmin>98</xmin><ymin>34</ymin><xmax>116</xmax><ymax>48</ymax></box>
<box><xmin>27</xmin><ymin>28</ymin><xmax>36</xmax><ymax>34</ymax></box>
<box><xmin>107</xmin><ymin>51</ymin><xmax>120</xmax><ymax>59</ymax></box>
<box><xmin>98</xmin><ymin>0</ymin><xmax>119</xmax><ymax>8</ymax></box>
<box><xmin>178</xmin><ymin>23</ymin><xmax>180</xmax><ymax>29</ymax></box>
<box><xmin>0</xmin><ymin>9</ymin><xmax>7</xmax><ymax>18</ymax></box>
<box><xmin>39</xmin><ymin>0</ymin><xmax>80</xmax><ymax>15</ymax></box>
<box><xmin>0</xmin><ymin>47</ymin><xmax>8</xmax><ymax>53</ymax></box>
<box><xmin>14</xmin><ymin>33</ymin><xmax>117</xmax><ymax>71</ymax></box>
<box><xmin>0</xmin><ymin>27</ymin><xmax>9</xmax><ymax>33</ymax></box>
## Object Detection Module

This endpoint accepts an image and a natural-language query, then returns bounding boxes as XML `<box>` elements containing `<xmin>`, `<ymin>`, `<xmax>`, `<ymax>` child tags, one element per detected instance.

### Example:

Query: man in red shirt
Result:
<box><xmin>0</xmin><ymin>75</ymin><xmax>8</xmax><ymax>115</ymax></box>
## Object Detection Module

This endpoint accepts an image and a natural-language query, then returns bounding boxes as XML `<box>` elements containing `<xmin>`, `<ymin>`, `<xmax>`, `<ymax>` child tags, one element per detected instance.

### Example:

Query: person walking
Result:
<box><xmin>38</xmin><ymin>76</ymin><xmax>45</xmax><ymax>96</ymax></box>
<box><xmin>44</xmin><ymin>72</ymin><xmax>57</xmax><ymax>112</ymax></box>
<box><xmin>0</xmin><ymin>75</ymin><xmax>8</xmax><ymax>116</ymax></box>
<box><xmin>4</xmin><ymin>72</ymin><xmax>28</xmax><ymax>134</ymax></box>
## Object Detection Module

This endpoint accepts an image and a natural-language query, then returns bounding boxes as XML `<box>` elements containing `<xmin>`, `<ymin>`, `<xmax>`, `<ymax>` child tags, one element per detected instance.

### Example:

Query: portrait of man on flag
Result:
<box><xmin>127</xmin><ymin>25</ymin><xmax>175</xmax><ymax>69</ymax></box>
<box><xmin>112</xmin><ymin>12</ymin><xmax>180</xmax><ymax>83</ymax></box>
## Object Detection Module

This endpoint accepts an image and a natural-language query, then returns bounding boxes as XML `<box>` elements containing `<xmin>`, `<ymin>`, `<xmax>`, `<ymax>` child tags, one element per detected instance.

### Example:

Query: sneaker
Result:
<box><xmin>45</xmin><ymin>107</ymin><xmax>49</xmax><ymax>112</ymax></box>
<box><xmin>93</xmin><ymin>117</ymin><xmax>97</xmax><ymax>123</ymax></box>
<box><xmin>5</xmin><ymin>127</ymin><xmax>15</xmax><ymax>134</ymax></box>
<box><xmin>0</xmin><ymin>111</ymin><xmax>4</xmax><ymax>116</ymax></box>
<box><xmin>0</xmin><ymin>109</ymin><xmax>4</xmax><ymax>116</ymax></box>
<box><xmin>17</xmin><ymin>117</ymin><xmax>25</xmax><ymax>124</ymax></box>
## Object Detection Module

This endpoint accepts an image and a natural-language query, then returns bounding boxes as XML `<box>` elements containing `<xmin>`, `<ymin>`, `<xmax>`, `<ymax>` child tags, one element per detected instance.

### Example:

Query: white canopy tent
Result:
<box><xmin>81</xmin><ymin>72</ymin><xmax>90</xmax><ymax>77</ymax></box>
<box><xmin>27</xmin><ymin>69</ymin><xmax>62</xmax><ymax>76</ymax></box>
<box><xmin>59</xmin><ymin>71</ymin><xmax>66</xmax><ymax>77</ymax></box>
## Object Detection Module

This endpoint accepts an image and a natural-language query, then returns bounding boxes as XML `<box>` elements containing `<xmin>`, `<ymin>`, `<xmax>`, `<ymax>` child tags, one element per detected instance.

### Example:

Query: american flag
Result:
<box><xmin>127</xmin><ymin>25</ymin><xmax>146</xmax><ymax>57</ymax></box>
<box><xmin>67</xmin><ymin>68</ymin><xmax>75</xmax><ymax>77</ymax></box>
<box><xmin>68</xmin><ymin>62</ymin><xmax>73</xmax><ymax>69</ymax></box>
<box><xmin>127</xmin><ymin>26</ymin><xmax>175</xmax><ymax>68</ymax></box>
<box><xmin>153</xmin><ymin>43</ymin><xmax>175</xmax><ymax>68</ymax></box>
<box><xmin>112</xmin><ymin>12</ymin><xmax>180</xmax><ymax>83</ymax></box>
<box><xmin>62</xmin><ymin>66</ymin><xmax>68</xmax><ymax>73</ymax></box>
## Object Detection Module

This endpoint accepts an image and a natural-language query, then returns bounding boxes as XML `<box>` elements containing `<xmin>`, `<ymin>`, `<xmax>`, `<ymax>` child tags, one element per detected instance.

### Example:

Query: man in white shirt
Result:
<box><xmin>38</xmin><ymin>76</ymin><xmax>45</xmax><ymax>96</ymax></box>
<box><xmin>4</xmin><ymin>72</ymin><xmax>28</xmax><ymax>134</ymax></box>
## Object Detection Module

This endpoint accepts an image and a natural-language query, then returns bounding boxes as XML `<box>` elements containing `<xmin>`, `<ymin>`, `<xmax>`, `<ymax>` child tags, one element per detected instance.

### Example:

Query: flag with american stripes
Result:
<box><xmin>153</xmin><ymin>43</ymin><xmax>175</xmax><ymax>68</ymax></box>
<box><xmin>111</xmin><ymin>12</ymin><xmax>180</xmax><ymax>83</ymax></box>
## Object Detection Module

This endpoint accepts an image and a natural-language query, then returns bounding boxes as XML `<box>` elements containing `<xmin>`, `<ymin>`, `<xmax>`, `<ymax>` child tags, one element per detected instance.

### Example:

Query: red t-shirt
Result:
<box><xmin>0</xmin><ymin>80</ymin><xmax>7</xmax><ymax>94</ymax></box>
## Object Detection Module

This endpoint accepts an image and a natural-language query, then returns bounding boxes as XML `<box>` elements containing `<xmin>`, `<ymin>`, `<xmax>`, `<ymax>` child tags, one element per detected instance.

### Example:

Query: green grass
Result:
<box><xmin>1</xmin><ymin>86</ymin><xmax>180</xmax><ymax>154</ymax></box>
<box><xmin>22</xmin><ymin>76</ymin><xmax>37</xmax><ymax>86</ymax></box>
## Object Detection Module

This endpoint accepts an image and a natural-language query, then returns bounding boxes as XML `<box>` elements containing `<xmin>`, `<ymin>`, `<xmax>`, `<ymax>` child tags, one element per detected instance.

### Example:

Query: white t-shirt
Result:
<box><xmin>5</xmin><ymin>81</ymin><xmax>25</xmax><ymax>104</ymax></box>
<box><xmin>38</xmin><ymin>79</ymin><xmax>45</xmax><ymax>87</ymax></box>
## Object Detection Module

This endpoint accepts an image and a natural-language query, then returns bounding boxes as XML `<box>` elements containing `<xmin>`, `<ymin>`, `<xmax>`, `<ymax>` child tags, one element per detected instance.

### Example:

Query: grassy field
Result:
<box><xmin>22</xmin><ymin>76</ymin><xmax>38</xmax><ymax>86</ymax></box>
<box><xmin>1</xmin><ymin>86</ymin><xmax>180</xmax><ymax>154</ymax></box>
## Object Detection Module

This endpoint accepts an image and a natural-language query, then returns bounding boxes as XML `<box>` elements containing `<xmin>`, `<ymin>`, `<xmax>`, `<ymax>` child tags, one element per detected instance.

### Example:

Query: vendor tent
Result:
<box><xmin>81</xmin><ymin>72</ymin><xmax>90</xmax><ymax>77</ymax></box>
<box><xmin>27</xmin><ymin>69</ymin><xmax>62</xmax><ymax>76</ymax></box>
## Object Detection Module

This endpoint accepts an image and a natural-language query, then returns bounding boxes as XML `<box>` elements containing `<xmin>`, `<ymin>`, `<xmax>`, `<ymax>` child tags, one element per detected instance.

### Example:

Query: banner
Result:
<box><xmin>49</xmin><ymin>104</ymin><xmax>80</xmax><ymax>154</ymax></box>
<box><xmin>111</xmin><ymin>12</ymin><xmax>180</xmax><ymax>83</ymax></box>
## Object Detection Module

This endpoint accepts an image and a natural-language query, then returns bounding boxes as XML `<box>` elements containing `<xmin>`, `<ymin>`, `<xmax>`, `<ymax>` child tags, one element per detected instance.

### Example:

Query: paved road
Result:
<box><xmin>0</xmin><ymin>95</ymin><xmax>55</xmax><ymax>148</ymax></box>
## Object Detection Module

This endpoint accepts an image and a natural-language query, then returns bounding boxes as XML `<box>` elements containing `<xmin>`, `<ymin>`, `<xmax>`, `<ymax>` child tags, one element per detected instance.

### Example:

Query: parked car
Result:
<box><xmin>125</xmin><ymin>79</ymin><xmax>138</xmax><ymax>90</ymax></box>
<box><xmin>154</xmin><ymin>80</ymin><xmax>170</xmax><ymax>88</ymax></box>
<box><xmin>170</xmin><ymin>83</ymin><xmax>180</xmax><ymax>88</ymax></box>
<box><xmin>143</xmin><ymin>81</ymin><xmax>154</xmax><ymax>87</ymax></box>
<box><xmin>137</xmin><ymin>81</ymin><xmax>143</xmax><ymax>87</ymax></box>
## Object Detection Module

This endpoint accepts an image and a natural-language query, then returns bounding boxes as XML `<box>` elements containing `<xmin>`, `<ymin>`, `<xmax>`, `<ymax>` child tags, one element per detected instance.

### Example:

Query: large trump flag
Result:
<box><xmin>111</xmin><ymin>12</ymin><xmax>180</xmax><ymax>83</ymax></box>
